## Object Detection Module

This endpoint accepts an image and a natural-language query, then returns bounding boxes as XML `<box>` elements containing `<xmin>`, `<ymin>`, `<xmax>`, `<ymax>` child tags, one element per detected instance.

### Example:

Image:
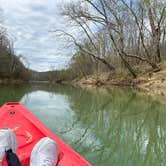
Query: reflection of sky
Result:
<box><xmin>1</xmin><ymin>83</ymin><xmax>166</xmax><ymax>165</ymax></box>
<box><xmin>20</xmin><ymin>90</ymin><xmax>101</xmax><ymax>151</ymax></box>
<box><xmin>0</xmin><ymin>0</ymin><xmax>79</xmax><ymax>71</ymax></box>
<box><xmin>21</xmin><ymin>90</ymin><xmax>75</xmax><ymax>122</ymax></box>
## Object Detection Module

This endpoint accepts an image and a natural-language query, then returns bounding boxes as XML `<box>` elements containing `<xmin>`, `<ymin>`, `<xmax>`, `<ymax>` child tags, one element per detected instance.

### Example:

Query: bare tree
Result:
<box><xmin>55</xmin><ymin>29</ymin><xmax>115</xmax><ymax>71</ymax></box>
<box><xmin>57</xmin><ymin>0</ymin><xmax>166</xmax><ymax>79</ymax></box>
<box><xmin>60</xmin><ymin>2</ymin><xmax>116</xmax><ymax>71</ymax></box>
<box><xmin>61</xmin><ymin>0</ymin><xmax>139</xmax><ymax>77</ymax></box>
<box><xmin>122</xmin><ymin>0</ymin><xmax>166</xmax><ymax>65</ymax></box>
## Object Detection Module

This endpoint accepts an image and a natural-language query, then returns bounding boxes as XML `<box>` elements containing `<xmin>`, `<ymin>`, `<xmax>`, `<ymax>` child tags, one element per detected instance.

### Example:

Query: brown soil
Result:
<box><xmin>73</xmin><ymin>67</ymin><xmax>166</xmax><ymax>97</ymax></box>
<box><xmin>0</xmin><ymin>79</ymin><xmax>25</xmax><ymax>84</ymax></box>
<box><xmin>136</xmin><ymin>69</ymin><xmax>166</xmax><ymax>96</ymax></box>
<box><xmin>72</xmin><ymin>72</ymin><xmax>134</xmax><ymax>87</ymax></box>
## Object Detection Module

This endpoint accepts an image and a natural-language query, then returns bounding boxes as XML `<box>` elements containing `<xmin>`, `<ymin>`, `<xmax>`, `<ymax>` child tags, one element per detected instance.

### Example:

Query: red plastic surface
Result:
<box><xmin>0</xmin><ymin>102</ymin><xmax>91</xmax><ymax>166</ymax></box>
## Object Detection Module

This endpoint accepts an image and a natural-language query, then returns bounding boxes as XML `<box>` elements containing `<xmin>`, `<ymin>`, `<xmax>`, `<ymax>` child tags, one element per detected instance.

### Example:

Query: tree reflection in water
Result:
<box><xmin>1</xmin><ymin>84</ymin><xmax>166</xmax><ymax>166</ymax></box>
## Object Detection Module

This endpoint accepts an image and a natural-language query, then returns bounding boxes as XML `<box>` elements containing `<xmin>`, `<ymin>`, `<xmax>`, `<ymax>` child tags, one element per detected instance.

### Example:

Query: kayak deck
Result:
<box><xmin>0</xmin><ymin>102</ymin><xmax>91</xmax><ymax>166</ymax></box>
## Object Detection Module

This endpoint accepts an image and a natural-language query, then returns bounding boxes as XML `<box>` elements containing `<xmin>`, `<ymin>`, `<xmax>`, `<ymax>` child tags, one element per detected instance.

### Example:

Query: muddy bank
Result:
<box><xmin>136</xmin><ymin>69</ymin><xmax>166</xmax><ymax>96</ymax></box>
<box><xmin>72</xmin><ymin>72</ymin><xmax>134</xmax><ymax>87</ymax></box>
<box><xmin>72</xmin><ymin>68</ymin><xmax>166</xmax><ymax>97</ymax></box>
<box><xmin>0</xmin><ymin>79</ymin><xmax>25</xmax><ymax>84</ymax></box>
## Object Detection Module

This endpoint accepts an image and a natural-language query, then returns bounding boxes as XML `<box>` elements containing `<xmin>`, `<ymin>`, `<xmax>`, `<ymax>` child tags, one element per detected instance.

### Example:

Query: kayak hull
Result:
<box><xmin>0</xmin><ymin>102</ymin><xmax>91</xmax><ymax>166</ymax></box>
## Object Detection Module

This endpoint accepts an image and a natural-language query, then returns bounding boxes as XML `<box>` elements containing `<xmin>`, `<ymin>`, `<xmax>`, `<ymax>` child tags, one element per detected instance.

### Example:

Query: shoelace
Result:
<box><xmin>43</xmin><ymin>157</ymin><xmax>54</xmax><ymax>166</ymax></box>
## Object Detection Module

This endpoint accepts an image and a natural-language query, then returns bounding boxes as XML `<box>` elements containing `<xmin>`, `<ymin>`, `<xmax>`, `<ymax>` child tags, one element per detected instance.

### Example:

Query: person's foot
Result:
<box><xmin>0</xmin><ymin>129</ymin><xmax>17</xmax><ymax>165</ymax></box>
<box><xmin>30</xmin><ymin>137</ymin><xmax>58</xmax><ymax>166</ymax></box>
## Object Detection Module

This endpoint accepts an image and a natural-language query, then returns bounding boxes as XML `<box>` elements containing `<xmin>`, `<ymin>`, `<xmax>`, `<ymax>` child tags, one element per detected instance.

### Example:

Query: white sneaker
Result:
<box><xmin>30</xmin><ymin>137</ymin><xmax>58</xmax><ymax>166</ymax></box>
<box><xmin>0</xmin><ymin>129</ymin><xmax>18</xmax><ymax>165</ymax></box>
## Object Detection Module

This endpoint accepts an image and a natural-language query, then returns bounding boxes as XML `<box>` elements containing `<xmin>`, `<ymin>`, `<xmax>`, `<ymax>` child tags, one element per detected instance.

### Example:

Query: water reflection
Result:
<box><xmin>0</xmin><ymin>84</ymin><xmax>166</xmax><ymax>166</ymax></box>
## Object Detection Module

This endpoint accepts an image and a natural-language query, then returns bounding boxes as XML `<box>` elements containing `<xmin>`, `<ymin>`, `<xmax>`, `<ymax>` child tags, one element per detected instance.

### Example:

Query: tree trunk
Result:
<box><xmin>152</xmin><ymin>29</ymin><xmax>161</xmax><ymax>63</ymax></box>
<box><xmin>99</xmin><ymin>58</ymin><xmax>115</xmax><ymax>71</ymax></box>
<box><xmin>120</xmin><ymin>53</ymin><xmax>137</xmax><ymax>78</ymax></box>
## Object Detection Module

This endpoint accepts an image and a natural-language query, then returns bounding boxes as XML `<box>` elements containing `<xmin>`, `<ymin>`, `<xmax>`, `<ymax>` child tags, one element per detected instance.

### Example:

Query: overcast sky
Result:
<box><xmin>0</xmin><ymin>0</ymin><xmax>77</xmax><ymax>71</ymax></box>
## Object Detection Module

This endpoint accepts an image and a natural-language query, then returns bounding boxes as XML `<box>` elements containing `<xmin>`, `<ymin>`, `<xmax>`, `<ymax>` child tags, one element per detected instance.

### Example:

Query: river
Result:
<box><xmin>0</xmin><ymin>84</ymin><xmax>166</xmax><ymax>166</ymax></box>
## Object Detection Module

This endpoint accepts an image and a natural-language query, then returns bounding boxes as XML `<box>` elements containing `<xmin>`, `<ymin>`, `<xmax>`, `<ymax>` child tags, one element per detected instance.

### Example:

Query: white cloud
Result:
<box><xmin>0</xmin><ymin>0</ymin><xmax>77</xmax><ymax>71</ymax></box>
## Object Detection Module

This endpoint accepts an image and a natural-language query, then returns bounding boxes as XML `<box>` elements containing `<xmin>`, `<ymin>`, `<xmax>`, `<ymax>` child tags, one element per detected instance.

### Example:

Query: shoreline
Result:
<box><xmin>70</xmin><ymin>69</ymin><xmax>166</xmax><ymax>98</ymax></box>
<box><xmin>1</xmin><ymin>68</ymin><xmax>166</xmax><ymax>98</ymax></box>
<box><xmin>0</xmin><ymin>79</ymin><xmax>25</xmax><ymax>85</ymax></box>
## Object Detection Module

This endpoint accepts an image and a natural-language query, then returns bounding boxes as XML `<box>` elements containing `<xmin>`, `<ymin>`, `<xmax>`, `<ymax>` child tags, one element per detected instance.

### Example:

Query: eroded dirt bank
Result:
<box><xmin>72</xmin><ymin>67</ymin><xmax>166</xmax><ymax>97</ymax></box>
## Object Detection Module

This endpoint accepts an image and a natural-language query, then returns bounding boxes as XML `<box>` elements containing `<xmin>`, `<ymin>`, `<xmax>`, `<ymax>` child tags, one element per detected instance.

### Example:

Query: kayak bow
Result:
<box><xmin>0</xmin><ymin>102</ymin><xmax>91</xmax><ymax>166</ymax></box>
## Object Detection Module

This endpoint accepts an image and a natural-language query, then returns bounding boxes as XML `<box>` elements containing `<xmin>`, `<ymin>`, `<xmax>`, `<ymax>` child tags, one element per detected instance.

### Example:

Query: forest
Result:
<box><xmin>0</xmin><ymin>26</ymin><xmax>31</xmax><ymax>82</ymax></box>
<box><xmin>0</xmin><ymin>0</ymin><xmax>165</xmax><ymax>85</ymax></box>
<box><xmin>51</xmin><ymin>0</ymin><xmax>166</xmax><ymax>83</ymax></box>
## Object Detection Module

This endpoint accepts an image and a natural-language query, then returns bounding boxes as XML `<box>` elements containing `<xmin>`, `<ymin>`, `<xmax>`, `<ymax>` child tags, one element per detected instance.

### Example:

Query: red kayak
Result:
<box><xmin>0</xmin><ymin>102</ymin><xmax>91</xmax><ymax>166</ymax></box>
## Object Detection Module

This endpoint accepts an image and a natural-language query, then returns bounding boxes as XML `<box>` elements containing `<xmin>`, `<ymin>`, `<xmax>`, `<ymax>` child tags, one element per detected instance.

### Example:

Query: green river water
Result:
<box><xmin>0</xmin><ymin>84</ymin><xmax>166</xmax><ymax>166</ymax></box>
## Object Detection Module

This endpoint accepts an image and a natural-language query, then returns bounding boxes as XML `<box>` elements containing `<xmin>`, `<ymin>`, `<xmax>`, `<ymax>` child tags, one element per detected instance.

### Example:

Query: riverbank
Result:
<box><xmin>72</xmin><ymin>62</ymin><xmax>166</xmax><ymax>97</ymax></box>
<box><xmin>136</xmin><ymin>69</ymin><xmax>166</xmax><ymax>96</ymax></box>
<box><xmin>0</xmin><ymin>79</ymin><xmax>25</xmax><ymax>84</ymax></box>
<box><xmin>1</xmin><ymin>63</ymin><xmax>166</xmax><ymax>98</ymax></box>
<box><xmin>72</xmin><ymin>72</ymin><xmax>134</xmax><ymax>87</ymax></box>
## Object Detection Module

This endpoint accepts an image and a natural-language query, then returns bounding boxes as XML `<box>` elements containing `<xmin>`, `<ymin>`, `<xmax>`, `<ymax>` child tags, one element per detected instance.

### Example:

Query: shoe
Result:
<box><xmin>30</xmin><ymin>137</ymin><xmax>58</xmax><ymax>166</ymax></box>
<box><xmin>0</xmin><ymin>129</ymin><xmax>17</xmax><ymax>165</ymax></box>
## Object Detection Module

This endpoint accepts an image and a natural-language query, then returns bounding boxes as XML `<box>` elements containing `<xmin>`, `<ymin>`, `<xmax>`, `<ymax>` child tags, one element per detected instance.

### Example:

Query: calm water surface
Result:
<box><xmin>0</xmin><ymin>84</ymin><xmax>166</xmax><ymax>166</ymax></box>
